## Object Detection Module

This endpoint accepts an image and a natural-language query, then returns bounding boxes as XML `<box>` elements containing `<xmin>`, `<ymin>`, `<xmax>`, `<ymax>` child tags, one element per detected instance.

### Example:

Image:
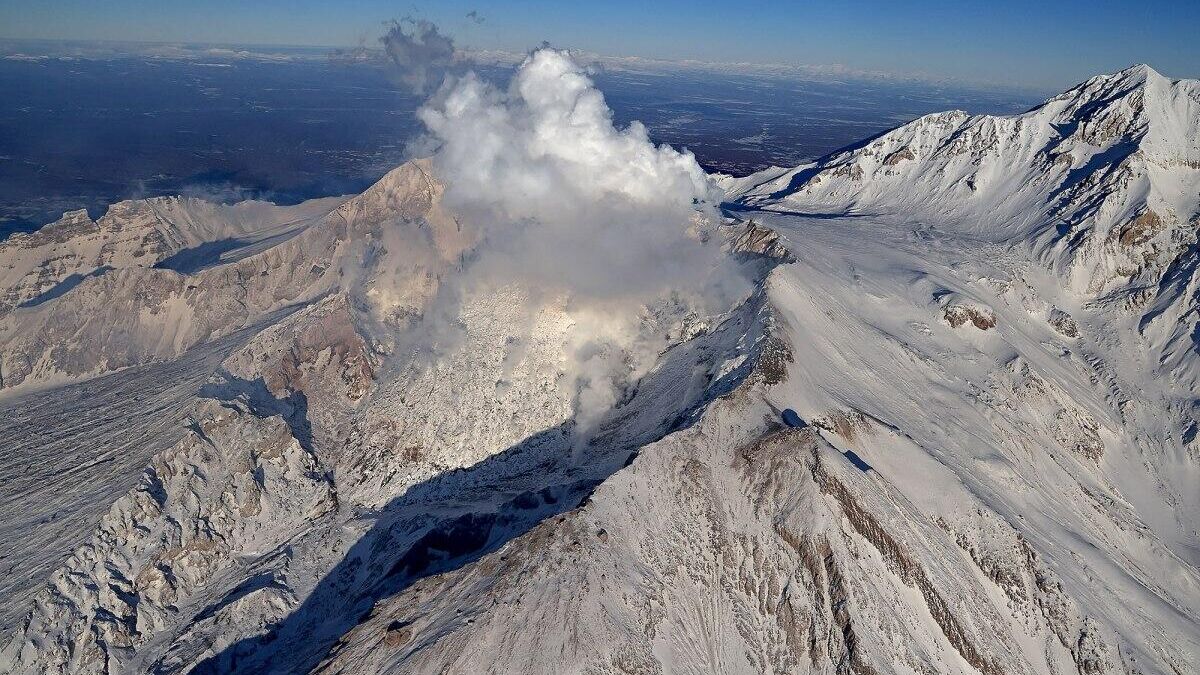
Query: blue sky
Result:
<box><xmin>2</xmin><ymin>0</ymin><xmax>1197</xmax><ymax>89</ymax></box>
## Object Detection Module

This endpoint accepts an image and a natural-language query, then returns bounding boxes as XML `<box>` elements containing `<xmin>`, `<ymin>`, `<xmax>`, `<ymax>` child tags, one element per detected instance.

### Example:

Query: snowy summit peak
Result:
<box><xmin>1047</xmin><ymin>63</ymin><xmax>1191</xmax><ymax>126</ymax></box>
<box><xmin>1113</xmin><ymin>63</ymin><xmax>1164</xmax><ymax>84</ymax></box>
<box><xmin>730</xmin><ymin>63</ymin><xmax>1199</xmax><ymax>315</ymax></box>
<box><xmin>1100</xmin><ymin>63</ymin><xmax>1161</xmax><ymax>84</ymax></box>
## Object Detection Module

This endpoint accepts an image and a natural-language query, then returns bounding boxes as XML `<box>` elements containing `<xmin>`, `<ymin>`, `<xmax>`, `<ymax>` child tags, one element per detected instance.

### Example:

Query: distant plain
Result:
<box><xmin>0</xmin><ymin>43</ymin><xmax>1041</xmax><ymax>236</ymax></box>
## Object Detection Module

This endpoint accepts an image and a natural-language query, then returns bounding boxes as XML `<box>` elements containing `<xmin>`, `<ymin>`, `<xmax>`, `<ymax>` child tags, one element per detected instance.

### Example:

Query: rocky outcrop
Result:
<box><xmin>943</xmin><ymin>303</ymin><xmax>997</xmax><ymax>330</ymax></box>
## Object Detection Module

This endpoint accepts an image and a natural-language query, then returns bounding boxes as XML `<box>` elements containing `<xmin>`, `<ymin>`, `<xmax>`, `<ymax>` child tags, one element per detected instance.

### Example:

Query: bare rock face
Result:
<box><xmin>882</xmin><ymin>146</ymin><xmax>915</xmax><ymax>166</ymax></box>
<box><xmin>223</xmin><ymin>295</ymin><xmax>377</xmax><ymax>410</ymax></box>
<box><xmin>1117</xmin><ymin>209</ymin><xmax>1165</xmax><ymax>247</ymax></box>
<box><xmin>1048</xmin><ymin>307</ymin><xmax>1080</xmax><ymax>337</ymax></box>
<box><xmin>943</xmin><ymin>303</ymin><xmax>998</xmax><ymax>330</ymax></box>
<box><xmin>727</xmin><ymin>219</ymin><xmax>794</xmax><ymax>262</ymax></box>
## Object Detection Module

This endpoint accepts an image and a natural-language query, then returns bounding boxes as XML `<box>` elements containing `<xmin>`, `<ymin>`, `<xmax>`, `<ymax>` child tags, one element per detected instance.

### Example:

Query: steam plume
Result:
<box><xmin>405</xmin><ymin>47</ymin><xmax>743</xmax><ymax>432</ymax></box>
<box><xmin>418</xmin><ymin>48</ymin><xmax>728</xmax><ymax>304</ymax></box>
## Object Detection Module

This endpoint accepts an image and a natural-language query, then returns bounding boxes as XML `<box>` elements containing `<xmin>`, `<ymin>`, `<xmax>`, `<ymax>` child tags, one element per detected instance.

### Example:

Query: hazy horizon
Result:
<box><xmin>2</xmin><ymin>1</ymin><xmax>1197</xmax><ymax>91</ymax></box>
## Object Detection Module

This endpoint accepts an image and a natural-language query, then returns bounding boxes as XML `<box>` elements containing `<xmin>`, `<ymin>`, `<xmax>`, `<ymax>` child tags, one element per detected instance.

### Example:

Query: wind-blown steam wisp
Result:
<box><xmin>380</xmin><ymin>18</ymin><xmax>457</xmax><ymax>93</ymax></box>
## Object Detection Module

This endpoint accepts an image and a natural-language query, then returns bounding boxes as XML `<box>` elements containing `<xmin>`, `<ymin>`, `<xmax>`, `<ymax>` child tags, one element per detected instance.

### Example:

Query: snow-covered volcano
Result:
<box><xmin>1</xmin><ymin>64</ymin><xmax>1198</xmax><ymax>675</ymax></box>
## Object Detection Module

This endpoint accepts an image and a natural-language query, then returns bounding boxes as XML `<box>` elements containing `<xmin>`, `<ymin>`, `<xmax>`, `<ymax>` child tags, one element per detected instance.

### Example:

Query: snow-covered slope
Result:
<box><xmin>0</xmin><ymin>161</ymin><xmax>457</xmax><ymax>391</ymax></box>
<box><xmin>1</xmin><ymin>65</ymin><xmax>1197</xmax><ymax>675</ymax></box>
<box><xmin>0</xmin><ymin>312</ymin><xmax>299</xmax><ymax>632</ymax></box>
<box><xmin>729</xmin><ymin>65</ymin><xmax>1199</xmax><ymax>304</ymax></box>
<box><xmin>0</xmin><ymin>196</ymin><xmax>347</xmax><ymax>319</ymax></box>
<box><xmin>315</xmin><ymin>204</ymin><xmax>1200</xmax><ymax>673</ymax></box>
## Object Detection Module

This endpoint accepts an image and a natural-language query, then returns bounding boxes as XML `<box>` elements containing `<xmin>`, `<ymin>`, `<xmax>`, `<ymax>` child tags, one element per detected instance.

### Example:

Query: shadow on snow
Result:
<box><xmin>182</xmin><ymin>284</ymin><xmax>773</xmax><ymax>675</ymax></box>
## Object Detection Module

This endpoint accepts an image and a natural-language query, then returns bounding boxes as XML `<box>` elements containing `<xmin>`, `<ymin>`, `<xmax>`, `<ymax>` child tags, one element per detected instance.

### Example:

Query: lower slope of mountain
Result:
<box><xmin>0</xmin><ymin>64</ymin><xmax>1197</xmax><ymax>675</ymax></box>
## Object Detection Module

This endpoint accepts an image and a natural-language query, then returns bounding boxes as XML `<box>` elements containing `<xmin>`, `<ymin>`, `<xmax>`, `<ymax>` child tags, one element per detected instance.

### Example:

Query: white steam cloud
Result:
<box><xmin>418</xmin><ymin>48</ymin><xmax>729</xmax><ymax>305</ymax></box>
<box><xmin>399</xmin><ymin>48</ymin><xmax>745</xmax><ymax>434</ymax></box>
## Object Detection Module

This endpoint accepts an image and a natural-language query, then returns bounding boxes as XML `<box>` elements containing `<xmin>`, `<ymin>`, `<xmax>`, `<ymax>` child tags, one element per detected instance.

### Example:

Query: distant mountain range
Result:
<box><xmin>1</xmin><ymin>38</ymin><xmax>1050</xmax><ymax>91</ymax></box>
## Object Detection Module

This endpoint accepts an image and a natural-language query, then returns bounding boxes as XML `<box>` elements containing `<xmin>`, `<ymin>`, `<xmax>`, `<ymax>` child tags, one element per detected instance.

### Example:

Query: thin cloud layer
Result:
<box><xmin>380</xmin><ymin>18</ymin><xmax>456</xmax><ymax>93</ymax></box>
